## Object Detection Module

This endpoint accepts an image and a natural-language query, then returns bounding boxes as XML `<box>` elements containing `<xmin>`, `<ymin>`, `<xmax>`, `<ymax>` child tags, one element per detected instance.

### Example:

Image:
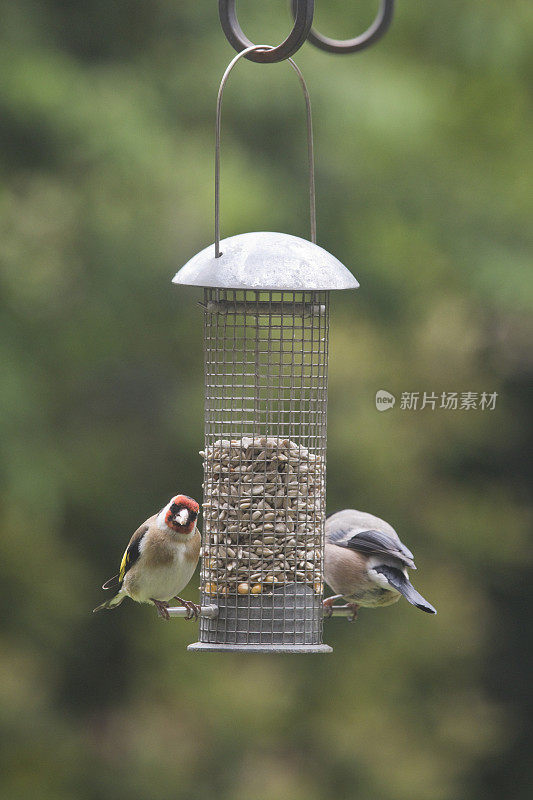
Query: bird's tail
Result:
<box><xmin>93</xmin><ymin>591</ymin><xmax>126</xmax><ymax>614</ymax></box>
<box><xmin>374</xmin><ymin>565</ymin><xmax>437</xmax><ymax>614</ymax></box>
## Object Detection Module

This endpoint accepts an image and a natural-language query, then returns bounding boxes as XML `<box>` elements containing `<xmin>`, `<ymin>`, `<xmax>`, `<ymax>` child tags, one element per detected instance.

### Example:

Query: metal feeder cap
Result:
<box><xmin>172</xmin><ymin>231</ymin><xmax>359</xmax><ymax>291</ymax></box>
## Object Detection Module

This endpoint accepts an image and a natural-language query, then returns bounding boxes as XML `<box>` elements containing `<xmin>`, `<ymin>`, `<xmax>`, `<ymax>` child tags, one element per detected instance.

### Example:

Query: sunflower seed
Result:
<box><xmin>201</xmin><ymin>436</ymin><xmax>324</xmax><ymax>595</ymax></box>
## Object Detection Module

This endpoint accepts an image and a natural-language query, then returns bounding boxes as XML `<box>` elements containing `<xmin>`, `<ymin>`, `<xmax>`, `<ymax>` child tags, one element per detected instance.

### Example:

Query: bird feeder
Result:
<box><xmin>172</xmin><ymin>47</ymin><xmax>358</xmax><ymax>652</ymax></box>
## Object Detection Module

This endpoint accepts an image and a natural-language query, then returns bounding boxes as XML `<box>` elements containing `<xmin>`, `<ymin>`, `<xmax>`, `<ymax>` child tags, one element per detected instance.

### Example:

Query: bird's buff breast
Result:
<box><xmin>324</xmin><ymin>544</ymin><xmax>400</xmax><ymax>608</ymax></box>
<box><xmin>124</xmin><ymin>546</ymin><xmax>197</xmax><ymax>603</ymax></box>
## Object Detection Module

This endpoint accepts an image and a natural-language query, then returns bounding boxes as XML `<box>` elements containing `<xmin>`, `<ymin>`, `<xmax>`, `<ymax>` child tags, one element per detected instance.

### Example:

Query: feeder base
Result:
<box><xmin>187</xmin><ymin>642</ymin><xmax>332</xmax><ymax>654</ymax></box>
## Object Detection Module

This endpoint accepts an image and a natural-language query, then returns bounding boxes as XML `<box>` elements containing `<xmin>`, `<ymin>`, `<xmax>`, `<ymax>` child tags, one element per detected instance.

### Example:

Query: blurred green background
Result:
<box><xmin>1</xmin><ymin>1</ymin><xmax>532</xmax><ymax>798</ymax></box>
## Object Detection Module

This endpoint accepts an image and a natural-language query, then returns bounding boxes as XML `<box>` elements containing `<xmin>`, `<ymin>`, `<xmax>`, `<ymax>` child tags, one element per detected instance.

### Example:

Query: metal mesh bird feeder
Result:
<box><xmin>172</xmin><ymin>47</ymin><xmax>358</xmax><ymax>652</ymax></box>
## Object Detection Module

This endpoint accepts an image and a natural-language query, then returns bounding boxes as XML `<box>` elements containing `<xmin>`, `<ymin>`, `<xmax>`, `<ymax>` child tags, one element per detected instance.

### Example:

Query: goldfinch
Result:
<box><xmin>93</xmin><ymin>494</ymin><xmax>201</xmax><ymax>620</ymax></box>
<box><xmin>324</xmin><ymin>509</ymin><xmax>436</xmax><ymax>620</ymax></box>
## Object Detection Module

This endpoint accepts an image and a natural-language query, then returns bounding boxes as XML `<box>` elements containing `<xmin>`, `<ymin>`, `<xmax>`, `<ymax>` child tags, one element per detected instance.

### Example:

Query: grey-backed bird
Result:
<box><xmin>93</xmin><ymin>494</ymin><xmax>201</xmax><ymax>620</ymax></box>
<box><xmin>324</xmin><ymin>509</ymin><xmax>436</xmax><ymax>620</ymax></box>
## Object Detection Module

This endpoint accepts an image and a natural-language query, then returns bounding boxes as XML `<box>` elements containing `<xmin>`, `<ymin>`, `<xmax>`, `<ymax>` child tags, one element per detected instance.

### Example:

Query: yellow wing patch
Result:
<box><xmin>119</xmin><ymin>548</ymin><xmax>130</xmax><ymax>583</ymax></box>
<box><xmin>117</xmin><ymin>526</ymin><xmax>146</xmax><ymax>585</ymax></box>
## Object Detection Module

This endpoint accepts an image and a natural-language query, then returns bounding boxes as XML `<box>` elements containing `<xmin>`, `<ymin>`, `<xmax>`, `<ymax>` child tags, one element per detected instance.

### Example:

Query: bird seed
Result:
<box><xmin>201</xmin><ymin>437</ymin><xmax>324</xmax><ymax>596</ymax></box>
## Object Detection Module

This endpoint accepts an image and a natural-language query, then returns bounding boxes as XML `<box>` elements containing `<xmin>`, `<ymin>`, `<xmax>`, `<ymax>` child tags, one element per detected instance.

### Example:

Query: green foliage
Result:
<box><xmin>0</xmin><ymin>2</ymin><xmax>531</xmax><ymax>799</ymax></box>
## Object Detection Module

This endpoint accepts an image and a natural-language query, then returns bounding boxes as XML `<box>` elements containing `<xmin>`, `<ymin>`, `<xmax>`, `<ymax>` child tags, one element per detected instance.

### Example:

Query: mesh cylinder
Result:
<box><xmin>189</xmin><ymin>288</ymin><xmax>330</xmax><ymax>652</ymax></box>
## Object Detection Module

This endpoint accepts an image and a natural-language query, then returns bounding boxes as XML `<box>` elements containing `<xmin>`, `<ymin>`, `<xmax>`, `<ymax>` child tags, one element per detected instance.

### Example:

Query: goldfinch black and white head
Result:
<box><xmin>162</xmin><ymin>494</ymin><xmax>199</xmax><ymax>534</ymax></box>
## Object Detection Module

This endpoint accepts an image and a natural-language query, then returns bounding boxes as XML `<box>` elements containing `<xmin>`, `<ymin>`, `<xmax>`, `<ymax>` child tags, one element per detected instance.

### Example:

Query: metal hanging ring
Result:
<box><xmin>291</xmin><ymin>0</ymin><xmax>394</xmax><ymax>54</ymax></box>
<box><xmin>219</xmin><ymin>0</ymin><xmax>314</xmax><ymax>63</ymax></box>
<box><xmin>215</xmin><ymin>45</ymin><xmax>316</xmax><ymax>257</ymax></box>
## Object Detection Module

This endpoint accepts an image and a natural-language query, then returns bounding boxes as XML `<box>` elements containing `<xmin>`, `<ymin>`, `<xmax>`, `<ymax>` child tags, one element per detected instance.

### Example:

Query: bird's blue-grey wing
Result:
<box><xmin>327</xmin><ymin>526</ymin><xmax>416</xmax><ymax>569</ymax></box>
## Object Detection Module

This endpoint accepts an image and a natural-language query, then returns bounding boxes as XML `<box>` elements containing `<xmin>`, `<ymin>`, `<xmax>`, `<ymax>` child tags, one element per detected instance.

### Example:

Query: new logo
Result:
<box><xmin>375</xmin><ymin>390</ymin><xmax>396</xmax><ymax>411</ymax></box>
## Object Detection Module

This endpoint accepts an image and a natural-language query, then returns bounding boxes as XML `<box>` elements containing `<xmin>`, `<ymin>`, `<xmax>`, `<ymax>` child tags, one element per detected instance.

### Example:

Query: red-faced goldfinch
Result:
<box><xmin>324</xmin><ymin>509</ymin><xmax>436</xmax><ymax>620</ymax></box>
<box><xmin>93</xmin><ymin>495</ymin><xmax>201</xmax><ymax>620</ymax></box>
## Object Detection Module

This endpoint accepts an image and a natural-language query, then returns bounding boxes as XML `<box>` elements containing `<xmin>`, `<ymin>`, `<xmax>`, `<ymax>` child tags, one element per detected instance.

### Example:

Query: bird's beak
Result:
<box><xmin>176</xmin><ymin>508</ymin><xmax>189</xmax><ymax>526</ymax></box>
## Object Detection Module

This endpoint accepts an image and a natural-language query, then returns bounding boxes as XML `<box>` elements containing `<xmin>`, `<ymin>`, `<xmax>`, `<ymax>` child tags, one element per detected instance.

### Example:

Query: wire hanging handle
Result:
<box><xmin>291</xmin><ymin>0</ymin><xmax>395</xmax><ymax>54</ymax></box>
<box><xmin>219</xmin><ymin>0</ymin><xmax>314</xmax><ymax>63</ymax></box>
<box><xmin>215</xmin><ymin>45</ymin><xmax>316</xmax><ymax>258</ymax></box>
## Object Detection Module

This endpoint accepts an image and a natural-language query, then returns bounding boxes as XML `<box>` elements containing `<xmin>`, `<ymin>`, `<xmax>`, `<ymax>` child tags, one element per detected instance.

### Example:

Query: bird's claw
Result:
<box><xmin>174</xmin><ymin>596</ymin><xmax>201</xmax><ymax>620</ymax></box>
<box><xmin>184</xmin><ymin>601</ymin><xmax>201</xmax><ymax>620</ymax></box>
<box><xmin>151</xmin><ymin>599</ymin><xmax>171</xmax><ymax>621</ymax></box>
<box><xmin>322</xmin><ymin>600</ymin><xmax>333</xmax><ymax>619</ymax></box>
<box><xmin>322</xmin><ymin>596</ymin><xmax>341</xmax><ymax>619</ymax></box>
<box><xmin>346</xmin><ymin>603</ymin><xmax>359</xmax><ymax>623</ymax></box>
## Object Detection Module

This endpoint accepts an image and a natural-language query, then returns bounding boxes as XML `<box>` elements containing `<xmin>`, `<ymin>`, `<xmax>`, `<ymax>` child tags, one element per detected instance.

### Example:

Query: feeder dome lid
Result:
<box><xmin>172</xmin><ymin>231</ymin><xmax>359</xmax><ymax>291</ymax></box>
